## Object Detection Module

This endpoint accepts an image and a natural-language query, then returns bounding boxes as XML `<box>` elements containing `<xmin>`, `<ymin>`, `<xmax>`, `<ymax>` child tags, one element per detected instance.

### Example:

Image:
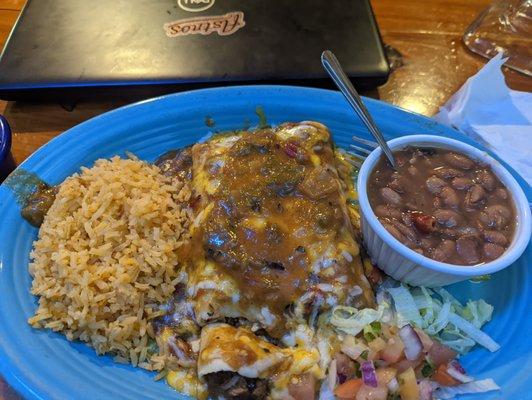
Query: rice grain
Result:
<box><xmin>28</xmin><ymin>156</ymin><xmax>192</xmax><ymax>370</ymax></box>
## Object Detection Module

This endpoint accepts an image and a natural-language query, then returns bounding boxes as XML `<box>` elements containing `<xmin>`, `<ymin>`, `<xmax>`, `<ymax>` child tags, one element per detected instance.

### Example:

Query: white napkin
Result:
<box><xmin>434</xmin><ymin>53</ymin><xmax>532</xmax><ymax>187</ymax></box>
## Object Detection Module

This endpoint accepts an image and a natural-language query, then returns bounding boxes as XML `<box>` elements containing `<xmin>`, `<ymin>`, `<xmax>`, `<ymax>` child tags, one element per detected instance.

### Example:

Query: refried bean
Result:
<box><xmin>367</xmin><ymin>146</ymin><xmax>515</xmax><ymax>265</ymax></box>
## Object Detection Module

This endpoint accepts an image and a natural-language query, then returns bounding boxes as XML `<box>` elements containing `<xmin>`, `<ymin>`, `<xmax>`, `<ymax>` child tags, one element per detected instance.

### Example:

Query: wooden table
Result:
<box><xmin>0</xmin><ymin>0</ymin><xmax>530</xmax><ymax>398</ymax></box>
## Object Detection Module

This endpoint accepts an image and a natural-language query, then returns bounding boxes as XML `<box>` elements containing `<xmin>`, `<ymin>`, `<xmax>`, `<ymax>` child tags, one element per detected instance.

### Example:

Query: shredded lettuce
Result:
<box><xmin>363</xmin><ymin>321</ymin><xmax>382</xmax><ymax>342</ymax></box>
<box><xmin>448</xmin><ymin>312</ymin><xmax>500</xmax><ymax>352</ymax></box>
<box><xmin>461</xmin><ymin>299</ymin><xmax>493</xmax><ymax>329</ymax></box>
<box><xmin>433</xmin><ymin>379</ymin><xmax>500</xmax><ymax>399</ymax></box>
<box><xmin>426</xmin><ymin>302</ymin><xmax>451</xmax><ymax>336</ymax></box>
<box><xmin>378</xmin><ymin>282</ymin><xmax>498</xmax><ymax>354</ymax></box>
<box><xmin>329</xmin><ymin>278</ymin><xmax>497</xmax><ymax>355</ymax></box>
<box><xmin>387</xmin><ymin>286</ymin><xmax>423</xmax><ymax>328</ymax></box>
<box><xmin>329</xmin><ymin>304</ymin><xmax>386</xmax><ymax>336</ymax></box>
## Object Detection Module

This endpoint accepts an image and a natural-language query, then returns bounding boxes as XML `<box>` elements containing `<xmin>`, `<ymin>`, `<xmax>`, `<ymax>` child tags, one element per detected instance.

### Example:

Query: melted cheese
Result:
<box><xmin>198</xmin><ymin>324</ymin><xmax>289</xmax><ymax>378</ymax></box>
<box><xmin>167</xmin><ymin>368</ymin><xmax>208</xmax><ymax>400</ymax></box>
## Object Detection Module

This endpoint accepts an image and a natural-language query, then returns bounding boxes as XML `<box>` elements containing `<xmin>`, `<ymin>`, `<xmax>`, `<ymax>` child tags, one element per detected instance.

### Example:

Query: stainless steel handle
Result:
<box><xmin>321</xmin><ymin>50</ymin><xmax>397</xmax><ymax>169</ymax></box>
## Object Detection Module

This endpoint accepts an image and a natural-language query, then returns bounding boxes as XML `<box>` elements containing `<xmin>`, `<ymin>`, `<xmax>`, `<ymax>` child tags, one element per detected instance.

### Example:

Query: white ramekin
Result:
<box><xmin>357</xmin><ymin>134</ymin><xmax>531</xmax><ymax>287</ymax></box>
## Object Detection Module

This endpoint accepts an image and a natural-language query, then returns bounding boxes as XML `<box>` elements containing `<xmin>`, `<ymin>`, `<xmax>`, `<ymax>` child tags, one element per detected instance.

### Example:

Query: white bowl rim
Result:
<box><xmin>357</xmin><ymin>134</ymin><xmax>532</xmax><ymax>277</ymax></box>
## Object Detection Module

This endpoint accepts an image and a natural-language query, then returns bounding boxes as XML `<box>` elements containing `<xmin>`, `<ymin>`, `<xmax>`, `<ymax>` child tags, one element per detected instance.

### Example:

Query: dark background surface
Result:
<box><xmin>0</xmin><ymin>0</ymin><xmax>389</xmax><ymax>99</ymax></box>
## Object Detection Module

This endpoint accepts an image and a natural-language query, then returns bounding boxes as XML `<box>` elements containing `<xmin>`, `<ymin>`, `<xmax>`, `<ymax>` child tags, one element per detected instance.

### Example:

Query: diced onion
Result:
<box><xmin>327</xmin><ymin>359</ymin><xmax>337</xmax><ymax>390</ymax></box>
<box><xmin>361</xmin><ymin>361</ymin><xmax>378</xmax><ymax>387</ymax></box>
<box><xmin>418</xmin><ymin>380</ymin><xmax>437</xmax><ymax>400</ymax></box>
<box><xmin>319</xmin><ymin>379</ymin><xmax>336</xmax><ymax>400</ymax></box>
<box><xmin>399</xmin><ymin>324</ymin><xmax>423</xmax><ymax>360</ymax></box>
<box><xmin>341</xmin><ymin>336</ymin><xmax>368</xmax><ymax>360</ymax></box>
<box><xmin>387</xmin><ymin>377</ymin><xmax>399</xmax><ymax>393</ymax></box>
<box><xmin>446</xmin><ymin>361</ymin><xmax>473</xmax><ymax>383</ymax></box>
<box><xmin>449</xmin><ymin>360</ymin><xmax>466</xmax><ymax>374</ymax></box>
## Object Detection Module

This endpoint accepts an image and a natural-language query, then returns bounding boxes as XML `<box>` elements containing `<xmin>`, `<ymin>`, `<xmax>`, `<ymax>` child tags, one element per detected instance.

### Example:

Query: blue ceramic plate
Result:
<box><xmin>0</xmin><ymin>86</ymin><xmax>530</xmax><ymax>400</ymax></box>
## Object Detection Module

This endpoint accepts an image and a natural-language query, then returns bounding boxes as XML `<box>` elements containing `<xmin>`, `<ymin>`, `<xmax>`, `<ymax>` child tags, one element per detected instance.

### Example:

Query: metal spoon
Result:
<box><xmin>321</xmin><ymin>50</ymin><xmax>397</xmax><ymax>169</ymax></box>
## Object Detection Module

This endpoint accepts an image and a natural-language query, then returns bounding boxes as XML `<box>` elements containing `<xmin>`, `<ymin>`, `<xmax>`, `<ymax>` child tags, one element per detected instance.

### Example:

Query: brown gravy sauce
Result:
<box><xmin>201</xmin><ymin>129</ymin><xmax>352</xmax><ymax>330</ymax></box>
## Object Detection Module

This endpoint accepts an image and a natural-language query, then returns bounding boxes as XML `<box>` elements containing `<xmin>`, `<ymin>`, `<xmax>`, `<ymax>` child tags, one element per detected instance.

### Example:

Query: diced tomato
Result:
<box><xmin>395</xmin><ymin>358</ymin><xmax>422</xmax><ymax>374</ymax></box>
<box><xmin>398</xmin><ymin>367</ymin><xmax>420</xmax><ymax>400</ymax></box>
<box><xmin>367</xmin><ymin>349</ymin><xmax>379</xmax><ymax>361</ymax></box>
<box><xmin>283</xmin><ymin>141</ymin><xmax>299</xmax><ymax>158</ymax></box>
<box><xmin>413</xmin><ymin>328</ymin><xmax>434</xmax><ymax>352</ymax></box>
<box><xmin>380</xmin><ymin>337</ymin><xmax>405</xmax><ymax>364</ymax></box>
<box><xmin>334</xmin><ymin>378</ymin><xmax>363</xmax><ymax>399</ymax></box>
<box><xmin>428</xmin><ymin>341</ymin><xmax>457</xmax><ymax>367</ymax></box>
<box><xmin>376</xmin><ymin>368</ymin><xmax>397</xmax><ymax>385</ymax></box>
<box><xmin>432</xmin><ymin>364</ymin><xmax>460</xmax><ymax>387</ymax></box>
<box><xmin>412</xmin><ymin>213</ymin><xmax>436</xmax><ymax>234</ymax></box>
<box><xmin>288</xmin><ymin>373</ymin><xmax>316</xmax><ymax>400</ymax></box>
<box><xmin>369</xmin><ymin>337</ymin><xmax>387</xmax><ymax>353</ymax></box>
<box><xmin>355</xmin><ymin>384</ymin><xmax>389</xmax><ymax>400</ymax></box>
<box><xmin>336</xmin><ymin>352</ymin><xmax>356</xmax><ymax>382</ymax></box>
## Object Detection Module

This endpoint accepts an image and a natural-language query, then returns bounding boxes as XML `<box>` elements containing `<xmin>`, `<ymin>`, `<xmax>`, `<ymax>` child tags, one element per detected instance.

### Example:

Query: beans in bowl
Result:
<box><xmin>367</xmin><ymin>146</ymin><xmax>515</xmax><ymax>265</ymax></box>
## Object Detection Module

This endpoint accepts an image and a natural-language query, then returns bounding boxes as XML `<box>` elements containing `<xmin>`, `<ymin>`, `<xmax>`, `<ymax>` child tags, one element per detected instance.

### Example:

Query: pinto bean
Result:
<box><xmin>476</xmin><ymin>169</ymin><xmax>496</xmax><ymax>191</ymax></box>
<box><xmin>457</xmin><ymin>226</ymin><xmax>480</xmax><ymax>239</ymax></box>
<box><xmin>368</xmin><ymin>146</ymin><xmax>514</xmax><ymax>266</ymax></box>
<box><xmin>374</xmin><ymin>205</ymin><xmax>402</xmax><ymax>220</ymax></box>
<box><xmin>444</xmin><ymin>152</ymin><xmax>474</xmax><ymax>170</ymax></box>
<box><xmin>480</xmin><ymin>205</ymin><xmax>511</xmax><ymax>229</ymax></box>
<box><xmin>389</xmin><ymin>178</ymin><xmax>405</xmax><ymax>193</ymax></box>
<box><xmin>483</xmin><ymin>230</ymin><xmax>508</xmax><ymax>246</ymax></box>
<box><xmin>456</xmin><ymin>236</ymin><xmax>480</xmax><ymax>264</ymax></box>
<box><xmin>395</xmin><ymin>154</ymin><xmax>409</xmax><ymax>167</ymax></box>
<box><xmin>483</xmin><ymin>243</ymin><xmax>505</xmax><ymax>260</ymax></box>
<box><xmin>402</xmin><ymin>212</ymin><xmax>413</xmax><ymax>226</ymax></box>
<box><xmin>434</xmin><ymin>209</ymin><xmax>460</xmax><ymax>228</ymax></box>
<box><xmin>440</xmin><ymin>187</ymin><xmax>459</xmax><ymax>208</ymax></box>
<box><xmin>434</xmin><ymin>168</ymin><xmax>463</xmax><ymax>179</ymax></box>
<box><xmin>465</xmin><ymin>184</ymin><xmax>485</xmax><ymax>208</ymax></box>
<box><xmin>405</xmin><ymin>202</ymin><xmax>418</xmax><ymax>212</ymax></box>
<box><xmin>420</xmin><ymin>237</ymin><xmax>437</xmax><ymax>250</ymax></box>
<box><xmin>438</xmin><ymin>228</ymin><xmax>459</xmax><ymax>239</ymax></box>
<box><xmin>495</xmin><ymin>188</ymin><xmax>508</xmax><ymax>200</ymax></box>
<box><xmin>380</xmin><ymin>187</ymin><xmax>402</xmax><ymax>205</ymax></box>
<box><xmin>451</xmin><ymin>177</ymin><xmax>473</xmax><ymax>190</ymax></box>
<box><xmin>426</xmin><ymin>176</ymin><xmax>446</xmax><ymax>194</ymax></box>
<box><xmin>391</xmin><ymin>220</ymin><xmax>419</xmax><ymax>244</ymax></box>
<box><xmin>383</xmin><ymin>222</ymin><xmax>406</xmax><ymax>242</ymax></box>
<box><xmin>431</xmin><ymin>240</ymin><xmax>455</xmax><ymax>262</ymax></box>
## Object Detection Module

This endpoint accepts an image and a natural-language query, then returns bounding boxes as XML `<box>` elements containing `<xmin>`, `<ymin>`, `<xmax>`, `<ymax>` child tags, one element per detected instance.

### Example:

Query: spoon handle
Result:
<box><xmin>321</xmin><ymin>50</ymin><xmax>396</xmax><ymax>169</ymax></box>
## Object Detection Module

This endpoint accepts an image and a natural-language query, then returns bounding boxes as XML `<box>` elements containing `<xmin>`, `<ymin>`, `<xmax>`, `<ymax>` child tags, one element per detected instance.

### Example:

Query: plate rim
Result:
<box><xmin>8</xmin><ymin>85</ymin><xmax>531</xmax><ymax>199</ymax></box>
<box><xmin>0</xmin><ymin>84</ymin><xmax>530</xmax><ymax>400</ymax></box>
